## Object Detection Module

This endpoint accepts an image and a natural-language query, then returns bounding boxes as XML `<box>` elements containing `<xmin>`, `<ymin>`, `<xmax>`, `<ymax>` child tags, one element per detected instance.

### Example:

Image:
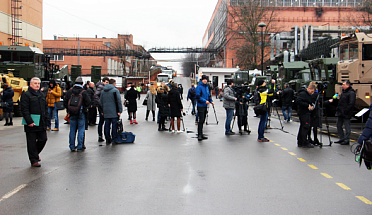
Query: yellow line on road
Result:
<box><xmin>308</xmin><ymin>165</ymin><xmax>318</xmax><ymax>169</ymax></box>
<box><xmin>356</xmin><ymin>196</ymin><xmax>372</xmax><ymax>205</ymax></box>
<box><xmin>269</xmin><ymin>140</ymin><xmax>274</xmax><ymax>143</ymax></box>
<box><xmin>288</xmin><ymin>152</ymin><xmax>296</xmax><ymax>156</ymax></box>
<box><xmin>274</xmin><ymin>143</ymin><xmax>281</xmax><ymax>146</ymax></box>
<box><xmin>281</xmin><ymin>147</ymin><xmax>288</xmax><ymax>151</ymax></box>
<box><xmin>0</xmin><ymin>184</ymin><xmax>27</xmax><ymax>202</ymax></box>
<box><xmin>298</xmin><ymin>158</ymin><xmax>306</xmax><ymax>162</ymax></box>
<box><xmin>336</xmin><ymin>183</ymin><xmax>351</xmax><ymax>190</ymax></box>
<box><xmin>321</xmin><ymin>173</ymin><xmax>333</xmax><ymax>179</ymax></box>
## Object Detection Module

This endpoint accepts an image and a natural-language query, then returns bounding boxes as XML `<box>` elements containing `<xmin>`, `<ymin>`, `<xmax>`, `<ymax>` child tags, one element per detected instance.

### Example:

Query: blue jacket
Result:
<box><xmin>100</xmin><ymin>84</ymin><xmax>122</xmax><ymax>119</ymax></box>
<box><xmin>358</xmin><ymin>103</ymin><xmax>372</xmax><ymax>144</ymax></box>
<box><xmin>195</xmin><ymin>80</ymin><xmax>213</xmax><ymax>107</ymax></box>
<box><xmin>187</xmin><ymin>87</ymin><xmax>196</xmax><ymax>100</ymax></box>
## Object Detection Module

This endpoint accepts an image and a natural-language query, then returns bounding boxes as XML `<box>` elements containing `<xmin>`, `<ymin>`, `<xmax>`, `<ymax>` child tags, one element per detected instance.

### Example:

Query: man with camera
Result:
<box><xmin>223</xmin><ymin>79</ymin><xmax>237</xmax><ymax>135</ymax></box>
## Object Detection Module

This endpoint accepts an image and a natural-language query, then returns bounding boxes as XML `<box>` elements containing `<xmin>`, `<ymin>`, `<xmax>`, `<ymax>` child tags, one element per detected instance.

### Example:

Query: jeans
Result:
<box><xmin>258</xmin><ymin>112</ymin><xmax>268</xmax><ymax>139</ymax></box>
<box><xmin>282</xmin><ymin>105</ymin><xmax>292</xmax><ymax>121</ymax></box>
<box><xmin>191</xmin><ymin>99</ymin><xmax>196</xmax><ymax>114</ymax></box>
<box><xmin>104</xmin><ymin>118</ymin><xmax>118</xmax><ymax>142</ymax></box>
<box><xmin>69</xmin><ymin>113</ymin><xmax>85</xmax><ymax>150</ymax></box>
<box><xmin>48</xmin><ymin>106</ymin><xmax>59</xmax><ymax>128</ymax></box>
<box><xmin>197</xmin><ymin>107</ymin><xmax>207</xmax><ymax>136</ymax></box>
<box><xmin>337</xmin><ymin>117</ymin><xmax>351</xmax><ymax>142</ymax></box>
<box><xmin>225</xmin><ymin>108</ymin><xmax>234</xmax><ymax>133</ymax></box>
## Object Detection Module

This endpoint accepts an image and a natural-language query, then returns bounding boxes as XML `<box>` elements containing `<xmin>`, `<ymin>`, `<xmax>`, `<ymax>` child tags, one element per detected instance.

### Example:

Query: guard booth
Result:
<box><xmin>91</xmin><ymin>66</ymin><xmax>101</xmax><ymax>84</ymax></box>
<box><xmin>71</xmin><ymin>65</ymin><xmax>81</xmax><ymax>83</ymax></box>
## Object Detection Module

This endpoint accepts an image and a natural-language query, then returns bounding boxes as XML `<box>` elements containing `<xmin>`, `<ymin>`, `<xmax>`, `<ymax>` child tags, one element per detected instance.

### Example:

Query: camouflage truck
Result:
<box><xmin>0</xmin><ymin>73</ymin><xmax>29</xmax><ymax>117</ymax></box>
<box><xmin>338</xmin><ymin>32</ymin><xmax>372</xmax><ymax>112</ymax></box>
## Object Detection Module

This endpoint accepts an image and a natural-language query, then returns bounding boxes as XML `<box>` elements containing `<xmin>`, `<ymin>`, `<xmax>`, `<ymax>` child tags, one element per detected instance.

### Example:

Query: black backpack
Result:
<box><xmin>68</xmin><ymin>90</ymin><xmax>85</xmax><ymax>115</ymax></box>
<box><xmin>253</xmin><ymin>90</ymin><xmax>261</xmax><ymax>105</ymax></box>
<box><xmin>190</xmin><ymin>88</ymin><xmax>196</xmax><ymax>98</ymax></box>
<box><xmin>359</xmin><ymin>140</ymin><xmax>372</xmax><ymax>170</ymax></box>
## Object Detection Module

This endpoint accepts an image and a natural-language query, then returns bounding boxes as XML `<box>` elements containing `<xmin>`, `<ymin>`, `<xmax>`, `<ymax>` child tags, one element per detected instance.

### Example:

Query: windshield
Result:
<box><xmin>340</xmin><ymin>44</ymin><xmax>349</xmax><ymax>61</ymax></box>
<box><xmin>349</xmin><ymin>42</ymin><xmax>358</xmax><ymax>60</ymax></box>
<box><xmin>157</xmin><ymin>75</ymin><xmax>168</xmax><ymax>82</ymax></box>
<box><xmin>303</xmin><ymin>73</ymin><xmax>310</xmax><ymax>82</ymax></box>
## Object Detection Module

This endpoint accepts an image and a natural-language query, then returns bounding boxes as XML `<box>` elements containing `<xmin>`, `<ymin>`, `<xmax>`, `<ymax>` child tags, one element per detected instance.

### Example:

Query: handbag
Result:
<box><xmin>253</xmin><ymin>103</ymin><xmax>267</xmax><ymax>115</ymax></box>
<box><xmin>142</xmin><ymin>99</ymin><xmax>148</xmax><ymax>106</ymax></box>
<box><xmin>55</xmin><ymin>101</ymin><xmax>65</xmax><ymax>110</ymax></box>
<box><xmin>124</xmin><ymin>100</ymin><xmax>129</xmax><ymax>107</ymax></box>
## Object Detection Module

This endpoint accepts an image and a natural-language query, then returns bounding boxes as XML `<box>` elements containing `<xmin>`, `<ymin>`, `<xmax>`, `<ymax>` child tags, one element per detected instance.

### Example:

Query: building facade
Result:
<box><xmin>0</xmin><ymin>0</ymin><xmax>43</xmax><ymax>49</ymax></box>
<box><xmin>202</xmin><ymin>0</ymin><xmax>367</xmax><ymax>68</ymax></box>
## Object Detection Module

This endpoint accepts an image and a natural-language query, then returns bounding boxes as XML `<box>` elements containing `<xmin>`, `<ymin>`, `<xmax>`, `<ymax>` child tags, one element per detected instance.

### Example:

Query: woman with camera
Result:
<box><xmin>1</xmin><ymin>83</ymin><xmax>14</xmax><ymax>126</ymax></box>
<box><xmin>168</xmin><ymin>82</ymin><xmax>183</xmax><ymax>133</ymax></box>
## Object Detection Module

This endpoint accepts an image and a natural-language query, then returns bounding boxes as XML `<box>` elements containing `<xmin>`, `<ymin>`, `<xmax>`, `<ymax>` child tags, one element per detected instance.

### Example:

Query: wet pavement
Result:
<box><xmin>0</xmin><ymin>77</ymin><xmax>371</xmax><ymax>214</ymax></box>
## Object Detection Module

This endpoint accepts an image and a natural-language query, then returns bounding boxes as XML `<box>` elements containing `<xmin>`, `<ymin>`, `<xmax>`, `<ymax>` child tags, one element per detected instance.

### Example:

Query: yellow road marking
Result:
<box><xmin>281</xmin><ymin>147</ymin><xmax>288</xmax><ymax>151</ymax></box>
<box><xmin>308</xmin><ymin>165</ymin><xmax>318</xmax><ymax>170</ymax></box>
<box><xmin>336</xmin><ymin>183</ymin><xmax>351</xmax><ymax>190</ymax></box>
<box><xmin>298</xmin><ymin>158</ymin><xmax>306</xmax><ymax>162</ymax></box>
<box><xmin>269</xmin><ymin>140</ymin><xmax>274</xmax><ymax>143</ymax></box>
<box><xmin>274</xmin><ymin>143</ymin><xmax>281</xmax><ymax>146</ymax></box>
<box><xmin>288</xmin><ymin>152</ymin><xmax>296</xmax><ymax>156</ymax></box>
<box><xmin>356</xmin><ymin>196</ymin><xmax>372</xmax><ymax>205</ymax></box>
<box><xmin>321</xmin><ymin>173</ymin><xmax>333</xmax><ymax>179</ymax></box>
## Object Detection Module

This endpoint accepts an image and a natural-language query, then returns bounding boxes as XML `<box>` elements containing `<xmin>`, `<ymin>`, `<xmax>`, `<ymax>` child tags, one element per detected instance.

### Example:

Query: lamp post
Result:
<box><xmin>258</xmin><ymin>22</ymin><xmax>266</xmax><ymax>76</ymax></box>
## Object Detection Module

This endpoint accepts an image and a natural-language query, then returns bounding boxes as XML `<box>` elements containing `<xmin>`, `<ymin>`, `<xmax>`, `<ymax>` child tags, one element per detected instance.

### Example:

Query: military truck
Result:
<box><xmin>0</xmin><ymin>73</ymin><xmax>28</xmax><ymax>117</ymax></box>
<box><xmin>279</xmin><ymin>61</ymin><xmax>310</xmax><ymax>92</ymax></box>
<box><xmin>338</xmin><ymin>32</ymin><xmax>372</xmax><ymax>111</ymax></box>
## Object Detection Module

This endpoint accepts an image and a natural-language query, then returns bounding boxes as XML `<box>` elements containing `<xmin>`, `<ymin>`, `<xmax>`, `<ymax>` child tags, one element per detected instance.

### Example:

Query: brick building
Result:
<box><xmin>0</xmin><ymin>0</ymin><xmax>43</xmax><ymax>49</ymax></box>
<box><xmin>43</xmin><ymin>34</ymin><xmax>156</xmax><ymax>76</ymax></box>
<box><xmin>202</xmin><ymin>0</ymin><xmax>367</xmax><ymax>68</ymax></box>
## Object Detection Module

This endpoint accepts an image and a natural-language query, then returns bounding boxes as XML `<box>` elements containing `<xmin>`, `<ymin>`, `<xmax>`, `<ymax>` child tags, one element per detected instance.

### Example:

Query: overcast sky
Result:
<box><xmin>43</xmin><ymin>0</ymin><xmax>218</xmax><ymax>73</ymax></box>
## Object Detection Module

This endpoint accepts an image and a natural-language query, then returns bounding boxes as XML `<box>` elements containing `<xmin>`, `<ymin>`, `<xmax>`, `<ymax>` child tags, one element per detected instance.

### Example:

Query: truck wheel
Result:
<box><xmin>13</xmin><ymin>105</ymin><xmax>22</xmax><ymax>117</ymax></box>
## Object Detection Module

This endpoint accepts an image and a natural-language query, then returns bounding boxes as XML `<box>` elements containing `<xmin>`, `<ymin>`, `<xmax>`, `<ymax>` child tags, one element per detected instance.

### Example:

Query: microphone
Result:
<box><xmin>333</xmin><ymin>94</ymin><xmax>338</xmax><ymax>99</ymax></box>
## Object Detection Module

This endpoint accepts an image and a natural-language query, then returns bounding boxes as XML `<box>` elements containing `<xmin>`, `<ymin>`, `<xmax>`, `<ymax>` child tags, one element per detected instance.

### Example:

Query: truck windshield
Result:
<box><xmin>303</xmin><ymin>73</ymin><xmax>310</xmax><ymax>82</ymax></box>
<box><xmin>349</xmin><ymin>42</ymin><xmax>358</xmax><ymax>60</ymax></box>
<box><xmin>362</xmin><ymin>44</ymin><xmax>372</xmax><ymax>60</ymax></box>
<box><xmin>340</xmin><ymin>44</ymin><xmax>349</xmax><ymax>61</ymax></box>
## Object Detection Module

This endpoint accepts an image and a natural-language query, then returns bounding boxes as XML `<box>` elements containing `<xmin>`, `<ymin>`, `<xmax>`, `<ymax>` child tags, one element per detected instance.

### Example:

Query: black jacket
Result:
<box><xmin>358</xmin><ymin>103</ymin><xmax>372</xmax><ymax>144</ymax></box>
<box><xmin>296</xmin><ymin>88</ymin><xmax>313</xmax><ymax>116</ymax></box>
<box><xmin>156</xmin><ymin>92</ymin><xmax>169</xmax><ymax>117</ymax></box>
<box><xmin>336</xmin><ymin>86</ymin><xmax>356</xmax><ymax>119</ymax></box>
<box><xmin>125</xmin><ymin>88</ymin><xmax>139</xmax><ymax>112</ymax></box>
<box><xmin>20</xmin><ymin>87</ymin><xmax>49</xmax><ymax>132</ymax></box>
<box><xmin>281</xmin><ymin>87</ymin><xmax>295</xmax><ymax>107</ymax></box>
<box><xmin>87</xmin><ymin>87</ymin><xmax>95</xmax><ymax>107</ymax></box>
<box><xmin>168</xmin><ymin>88</ymin><xmax>183</xmax><ymax>117</ymax></box>
<box><xmin>64</xmin><ymin>86</ymin><xmax>91</xmax><ymax>116</ymax></box>
<box><xmin>1</xmin><ymin>86</ymin><xmax>14</xmax><ymax>112</ymax></box>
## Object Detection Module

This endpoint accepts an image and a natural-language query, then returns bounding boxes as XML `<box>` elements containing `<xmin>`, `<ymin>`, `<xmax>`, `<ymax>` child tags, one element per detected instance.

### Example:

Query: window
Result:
<box><xmin>349</xmin><ymin>42</ymin><xmax>358</xmax><ymax>60</ymax></box>
<box><xmin>362</xmin><ymin>44</ymin><xmax>372</xmax><ymax>61</ymax></box>
<box><xmin>50</xmin><ymin>54</ymin><xmax>64</xmax><ymax>61</ymax></box>
<box><xmin>340</xmin><ymin>44</ymin><xmax>349</xmax><ymax>61</ymax></box>
<box><xmin>105</xmin><ymin>42</ymin><xmax>111</xmax><ymax>48</ymax></box>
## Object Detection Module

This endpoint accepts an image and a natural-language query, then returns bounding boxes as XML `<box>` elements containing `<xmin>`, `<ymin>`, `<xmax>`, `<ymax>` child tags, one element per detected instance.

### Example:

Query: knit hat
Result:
<box><xmin>201</xmin><ymin>75</ymin><xmax>208</xmax><ymax>81</ymax></box>
<box><xmin>75</xmin><ymin>77</ymin><xmax>83</xmax><ymax>84</ymax></box>
<box><xmin>257</xmin><ymin>79</ymin><xmax>265</xmax><ymax>86</ymax></box>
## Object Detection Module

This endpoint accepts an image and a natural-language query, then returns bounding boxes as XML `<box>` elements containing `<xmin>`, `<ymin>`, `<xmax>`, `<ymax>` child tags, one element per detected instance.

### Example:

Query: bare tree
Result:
<box><xmin>111</xmin><ymin>37</ymin><xmax>128</xmax><ymax>75</ymax></box>
<box><xmin>227</xmin><ymin>0</ymin><xmax>279</xmax><ymax>70</ymax></box>
<box><xmin>344</xmin><ymin>1</ymin><xmax>372</xmax><ymax>28</ymax></box>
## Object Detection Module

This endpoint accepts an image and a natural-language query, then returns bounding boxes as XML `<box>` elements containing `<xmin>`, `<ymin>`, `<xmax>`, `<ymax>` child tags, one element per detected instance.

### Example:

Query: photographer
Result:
<box><xmin>223</xmin><ymin>79</ymin><xmax>237</xmax><ymax>135</ymax></box>
<box><xmin>235</xmin><ymin>84</ymin><xmax>250</xmax><ymax>134</ymax></box>
<box><xmin>256</xmin><ymin>80</ymin><xmax>274</xmax><ymax>142</ymax></box>
<box><xmin>1</xmin><ymin>82</ymin><xmax>14</xmax><ymax>126</ymax></box>
<box><xmin>278</xmin><ymin>83</ymin><xmax>294</xmax><ymax>122</ymax></box>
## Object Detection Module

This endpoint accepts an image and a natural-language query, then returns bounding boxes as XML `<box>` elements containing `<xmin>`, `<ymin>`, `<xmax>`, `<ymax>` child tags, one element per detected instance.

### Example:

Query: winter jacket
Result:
<box><xmin>20</xmin><ymin>87</ymin><xmax>49</xmax><ymax>132</ymax></box>
<box><xmin>187</xmin><ymin>87</ymin><xmax>196</xmax><ymax>100</ymax></box>
<box><xmin>195</xmin><ymin>80</ymin><xmax>213</xmax><ymax>108</ymax></box>
<box><xmin>100</xmin><ymin>84</ymin><xmax>122</xmax><ymax>119</ymax></box>
<box><xmin>257</xmin><ymin>86</ymin><xmax>274</xmax><ymax>106</ymax></box>
<box><xmin>1</xmin><ymin>86</ymin><xmax>14</xmax><ymax>112</ymax></box>
<box><xmin>87</xmin><ymin>87</ymin><xmax>95</xmax><ymax>107</ymax></box>
<box><xmin>125</xmin><ymin>88</ymin><xmax>138</xmax><ymax>113</ymax></box>
<box><xmin>94</xmin><ymin>82</ymin><xmax>104</xmax><ymax>108</ymax></box>
<box><xmin>64</xmin><ymin>85</ymin><xmax>91</xmax><ymax>116</ymax></box>
<box><xmin>145</xmin><ymin>90</ymin><xmax>156</xmax><ymax>111</ymax></box>
<box><xmin>336</xmin><ymin>86</ymin><xmax>356</xmax><ymax>119</ymax></box>
<box><xmin>281</xmin><ymin>87</ymin><xmax>295</xmax><ymax>107</ymax></box>
<box><xmin>46</xmin><ymin>85</ymin><xmax>62</xmax><ymax>107</ymax></box>
<box><xmin>223</xmin><ymin>86</ymin><xmax>236</xmax><ymax>109</ymax></box>
<box><xmin>168</xmin><ymin>88</ymin><xmax>183</xmax><ymax>117</ymax></box>
<box><xmin>155</xmin><ymin>91</ymin><xmax>169</xmax><ymax>117</ymax></box>
<box><xmin>357</xmin><ymin>103</ymin><xmax>372</xmax><ymax>144</ymax></box>
<box><xmin>296</xmin><ymin>88</ymin><xmax>313</xmax><ymax>116</ymax></box>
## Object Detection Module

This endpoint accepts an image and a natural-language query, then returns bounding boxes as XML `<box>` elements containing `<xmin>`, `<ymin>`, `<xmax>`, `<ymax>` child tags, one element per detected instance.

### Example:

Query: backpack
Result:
<box><xmin>68</xmin><ymin>90</ymin><xmax>85</xmax><ymax>115</ymax></box>
<box><xmin>359</xmin><ymin>140</ymin><xmax>372</xmax><ymax>170</ymax></box>
<box><xmin>190</xmin><ymin>88</ymin><xmax>196</xmax><ymax>98</ymax></box>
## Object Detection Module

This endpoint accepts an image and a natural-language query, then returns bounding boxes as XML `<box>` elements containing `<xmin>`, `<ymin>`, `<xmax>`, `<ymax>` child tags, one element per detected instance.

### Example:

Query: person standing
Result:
<box><xmin>168</xmin><ymin>83</ymin><xmax>184</xmax><ymax>133</ymax></box>
<box><xmin>125</xmin><ymin>85</ymin><xmax>139</xmax><ymax>124</ymax></box>
<box><xmin>215</xmin><ymin>86</ymin><xmax>219</xmax><ymax>99</ymax></box>
<box><xmin>329</xmin><ymin>80</ymin><xmax>356</xmax><ymax>145</ymax></box>
<box><xmin>20</xmin><ymin>77</ymin><xmax>49</xmax><ymax>167</ymax></box>
<box><xmin>145</xmin><ymin>85</ymin><xmax>157</xmax><ymax>121</ymax></box>
<box><xmin>1</xmin><ymin>82</ymin><xmax>14</xmax><ymax>126</ymax></box>
<box><xmin>46</xmin><ymin>80</ymin><xmax>62</xmax><ymax>131</ymax></box>
<box><xmin>308</xmin><ymin>83</ymin><xmax>320</xmax><ymax>145</ymax></box>
<box><xmin>178</xmin><ymin>84</ymin><xmax>184</xmax><ymax>100</ymax></box>
<box><xmin>155</xmin><ymin>85</ymin><xmax>169</xmax><ymax>131</ymax></box>
<box><xmin>296</xmin><ymin>84</ymin><xmax>316</xmax><ymax>148</ymax></box>
<box><xmin>279</xmin><ymin>83</ymin><xmax>294</xmax><ymax>122</ymax></box>
<box><xmin>223</xmin><ymin>79</ymin><xmax>237</xmax><ymax>135</ymax></box>
<box><xmin>256</xmin><ymin>80</ymin><xmax>274</xmax><ymax>142</ymax></box>
<box><xmin>87</xmin><ymin>82</ymin><xmax>97</xmax><ymax>126</ymax></box>
<box><xmin>196</xmin><ymin>75</ymin><xmax>214</xmax><ymax>141</ymax></box>
<box><xmin>94</xmin><ymin>77</ymin><xmax>109</xmax><ymax>142</ymax></box>
<box><xmin>357</xmin><ymin>103</ymin><xmax>372</xmax><ymax>145</ymax></box>
<box><xmin>187</xmin><ymin>84</ymin><xmax>197</xmax><ymax>115</ymax></box>
<box><xmin>64</xmin><ymin>77</ymin><xmax>91</xmax><ymax>151</ymax></box>
<box><xmin>100</xmin><ymin>79</ymin><xmax>122</xmax><ymax>144</ymax></box>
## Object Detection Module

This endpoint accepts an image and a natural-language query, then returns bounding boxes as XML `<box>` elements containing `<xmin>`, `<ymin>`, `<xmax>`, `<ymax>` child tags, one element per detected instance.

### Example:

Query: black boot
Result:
<box><xmin>145</xmin><ymin>110</ymin><xmax>149</xmax><ymax>121</ymax></box>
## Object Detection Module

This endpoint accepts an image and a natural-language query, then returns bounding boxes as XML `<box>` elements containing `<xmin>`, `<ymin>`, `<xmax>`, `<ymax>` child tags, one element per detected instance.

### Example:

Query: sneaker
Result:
<box><xmin>31</xmin><ymin>162</ymin><xmax>41</xmax><ymax>167</ymax></box>
<box><xmin>172</xmin><ymin>130</ymin><xmax>175</xmax><ymax>133</ymax></box>
<box><xmin>130</xmin><ymin>120</ymin><xmax>133</xmax><ymax>124</ymax></box>
<box><xmin>76</xmin><ymin>148</ymin><xmax>85</xmax><ymax>152</ymax></box>
<box><xmin>51</xmin><ymin>128</ymin><xmax>59</xmax><ymax>131</ymax></box>
<box><xmin>225</xmin><ymin>131</ymin><xmax>235</xmax><ymax>135</ymax></box>
<box><xmin>8</xmin><ymin>122</ymin><xmax>13</xmax><ymax>126</ymax></box>
<box><xmin>177</xmin><ymin>130</ymin><xmax>183</xmax><ymax>134</ymax></box>
<box><xmin>98</xmin><ymin>137</ymin><xmax>105</xmax><ymax>142</ymax></box>
<box><xmin>133</xmin><ymin>119</ymin><xmax>138</xmax><ymax>124</ymax></box>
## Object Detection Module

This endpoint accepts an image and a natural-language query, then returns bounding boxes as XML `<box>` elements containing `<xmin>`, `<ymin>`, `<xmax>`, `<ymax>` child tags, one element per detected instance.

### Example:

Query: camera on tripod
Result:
<box><xmin>316</xmin><ymin>81</ymin><xmax>329</xmax><ymax>91</ymax></box>
<box><xmin>234</xmin><ymin>84</ymin><xmax>250</xmax><ymax>98</ymax></box>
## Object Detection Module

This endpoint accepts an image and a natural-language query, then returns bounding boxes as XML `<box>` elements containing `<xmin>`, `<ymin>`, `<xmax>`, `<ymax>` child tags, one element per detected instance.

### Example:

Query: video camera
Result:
<box><xmin>316</xmin><ymin>81</ymin><xmax>329</xmax><ymax>91</ymax></box>
<box><xmin>234</xmin><ymin>84</ymin><xmax>251</xmax><ymax>98</ymax></box>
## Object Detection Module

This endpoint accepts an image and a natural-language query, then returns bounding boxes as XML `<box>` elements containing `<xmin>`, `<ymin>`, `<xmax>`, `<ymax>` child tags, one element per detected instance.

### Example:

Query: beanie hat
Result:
<box><xmin>75</xmin><ymin>77</ymin><xmax>83</xmax><ymax>84</ymax></box>
<box><xmin>257</xmin><ymin>79</ymin><xmax>265</xmax><ymax>86</ymax></box>
<box><xmin>201</xmin><ymin>75</ymin><xmax>208</xmax><ymax>81</ymax></box>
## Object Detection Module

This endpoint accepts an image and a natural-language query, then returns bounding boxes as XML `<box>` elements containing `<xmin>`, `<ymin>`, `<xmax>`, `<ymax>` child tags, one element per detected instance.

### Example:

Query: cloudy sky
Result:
<box><xmin>43</xmin><ymin>0</ymin><xmax>218</xmax><ymax>73</ymax></box>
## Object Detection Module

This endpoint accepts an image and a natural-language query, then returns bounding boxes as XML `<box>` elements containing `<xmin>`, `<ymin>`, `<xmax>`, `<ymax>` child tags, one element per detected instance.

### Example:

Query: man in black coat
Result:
<box><xmin>296</xmin><ymin>84</ymin><xmax>316</xmax><ymax>148</ymax></box>
<box><xmin>329</xmin><ymin>80</ymin><xmax>356</xmax><ymax>145</ymax></box>
<box><xmin>279</xmin><ymin>83</ymin><xmax>294</xmax><ymax>122</ymax></box>
<box><xmin>87</xmin><ymin>82</ymin><xmax>96</xmax><ymax>126</ymax></box>
<box><xmin>20</xmin><ymin>77</ymin><xmax>49</xmax><ymax>167</ymax></box>
<box><xmin>358</xmin><ymin>103</ymin><xmax>372</xmax><ymax>144</ymax></box>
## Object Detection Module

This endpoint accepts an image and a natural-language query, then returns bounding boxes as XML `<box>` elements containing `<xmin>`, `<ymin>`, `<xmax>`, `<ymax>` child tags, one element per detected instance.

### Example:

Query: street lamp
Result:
<box><xmin>258</xmin><ymin>22</ymin><xmax>266</xmax><ymax>76</ymax></box>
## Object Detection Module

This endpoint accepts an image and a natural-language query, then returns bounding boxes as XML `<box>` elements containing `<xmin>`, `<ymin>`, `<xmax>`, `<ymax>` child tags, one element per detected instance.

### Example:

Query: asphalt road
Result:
<box><xmin>0</xmin><ymin>77</ymin><xmax>371</xmax><ymax>214</ymax></box>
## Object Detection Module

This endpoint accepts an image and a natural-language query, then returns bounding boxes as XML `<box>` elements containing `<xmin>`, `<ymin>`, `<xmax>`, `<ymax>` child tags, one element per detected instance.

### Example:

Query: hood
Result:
<box><xmin>103</xmin><ymin>84</ymin><xmax>115</xmax><ymax>92</ymax></box>
<box><xmin>198</xmin><ymin>80</ymin><xmax>208</xmax><ymax>87</ymax></box>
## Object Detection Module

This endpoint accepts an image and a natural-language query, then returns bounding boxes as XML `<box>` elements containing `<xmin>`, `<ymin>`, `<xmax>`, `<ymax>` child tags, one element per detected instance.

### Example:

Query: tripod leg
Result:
<box><xmin>213</xmin><ymin>105</ymin><xmax>219</xmax><ymax>124</ymax></box>
<box><xmin>231</xmin><ymin>115</ymin><xmax>236</xmax><ymax>131</ymax></box>
<box><xmin>275</xmin><ymin>105</ymin><xmax>283</xmax><ymax>130</ymax></box>
<box><xmin>206</xmin><ymin>106</ymin><xmax>209</xmax><ymax>125</ymax></box>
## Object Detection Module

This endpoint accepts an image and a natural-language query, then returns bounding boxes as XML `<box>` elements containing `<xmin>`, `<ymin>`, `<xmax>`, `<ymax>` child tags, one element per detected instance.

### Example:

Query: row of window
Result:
<box><xmin>230</xmin><ymin>0</ymin><xmax>365</xmax><ymax>7</ymax></box>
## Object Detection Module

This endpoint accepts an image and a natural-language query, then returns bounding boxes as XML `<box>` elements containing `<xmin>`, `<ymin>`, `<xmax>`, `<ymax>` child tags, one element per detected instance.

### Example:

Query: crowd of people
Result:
<box><xmin>8</xmin><ymin>75</ymin><xmax>370</xmax><ymax>167</ymax></box>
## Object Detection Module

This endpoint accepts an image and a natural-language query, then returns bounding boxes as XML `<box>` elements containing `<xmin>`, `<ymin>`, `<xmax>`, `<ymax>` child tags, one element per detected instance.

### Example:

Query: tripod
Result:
<box><xmin>232</xmin><ymin>98</ymin><xmax>251</xmax><ymax>134</ymax></box>
<box><xmin>206</xmin><ymin>104</ymin><xmax>218</xmax><ymax>125</ymax></box>
<box><xmin>272</xmin><ymin>100</ymin><xmax>284</xmax><ymax>131</ymax></box>
<box><xmin>314</xmin><ymin>92</ymin><xmax>332</xmax><ymax>148</ymax></box>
